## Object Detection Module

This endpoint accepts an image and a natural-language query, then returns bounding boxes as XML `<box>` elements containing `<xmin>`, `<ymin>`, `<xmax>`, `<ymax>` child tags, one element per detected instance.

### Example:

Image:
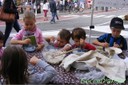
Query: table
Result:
<box><xmin>26</xmin><ymin>51</ymin><xmax>81</xmax><ymax>84</ymax></box>
<box><xmin>26</xmin><ymin>50</ymin><xmax>128</xmax><ymax>84</ymax></box>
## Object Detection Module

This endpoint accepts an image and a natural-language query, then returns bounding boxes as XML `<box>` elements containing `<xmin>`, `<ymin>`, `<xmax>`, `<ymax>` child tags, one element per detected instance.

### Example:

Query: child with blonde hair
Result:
<box><xmin>10</xmin><ymin>11</ymin><xmax>44</xmax><ymax>51</ymax></box>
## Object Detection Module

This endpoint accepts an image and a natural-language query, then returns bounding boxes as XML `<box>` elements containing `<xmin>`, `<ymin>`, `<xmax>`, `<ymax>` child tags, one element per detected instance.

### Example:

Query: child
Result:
<box><xmin>10</xmin><ymin>11</ymin><xmax>44</xmax><ymax>51</ymax></box>
<box><xmin>0</xmin><ymin>31</ymin><xmax>4</xmax><ymax>58</ymax></box>
<box><xmin>92</xmin><ymin>17</ymin><xmax>127</xmax><ymax>50</ymax></box>
<box><xmin>71</xmin><ymin>27</ymin><xmax>96</xmax><ymax>51</ymax></box>
<box><xmin>0</xmin><ymin>45</ymin><xmax>57</xmax><ymax>84</ymax></box>
<box><xmin>45</xmin><ymin>29</ymin><xmax>71</xmax><ymax>51</ymax></box>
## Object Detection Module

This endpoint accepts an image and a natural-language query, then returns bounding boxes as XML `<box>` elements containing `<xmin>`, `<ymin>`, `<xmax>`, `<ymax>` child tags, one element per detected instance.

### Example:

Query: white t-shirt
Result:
<box><xmin>42</xmin><ymin>2</ymin><xmax>49</xmax><ymax>10</ymax></box>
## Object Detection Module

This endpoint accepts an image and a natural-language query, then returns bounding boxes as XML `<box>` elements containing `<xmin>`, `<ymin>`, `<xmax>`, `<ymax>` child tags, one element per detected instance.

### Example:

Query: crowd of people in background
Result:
<box><xmin>13</xmin><ymin>0</ymin><xmax>90</xmax><ymax>14</ymax></box>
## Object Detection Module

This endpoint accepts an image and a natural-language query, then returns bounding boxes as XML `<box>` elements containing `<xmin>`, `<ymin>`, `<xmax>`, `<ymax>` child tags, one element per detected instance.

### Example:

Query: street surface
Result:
<box><xmin>0</xmin><ymin>8</ymin><xmax>128</xmax><ymax>46</ymax></box>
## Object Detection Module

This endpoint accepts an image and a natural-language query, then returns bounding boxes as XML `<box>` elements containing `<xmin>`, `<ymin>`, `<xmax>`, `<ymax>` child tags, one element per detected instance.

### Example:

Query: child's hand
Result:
<box><xmin>23</xmin><ymin>38</ymin><xmax>31</xmax><ymax>44</ymax></box>
<box><xmin>61</xmin><ymin>44</ymin><xmax>71</xmax><ymax>51</ymax></box>
<box><xmin>113</xmin><ymin>42</ymin><xmax>120</xmax><ymax>48</ymax></box>
<box><xmin>50</xmin><ymin>36</ymin><xmax>55</xmax><ymax>43</ymax></box>
<box><xmin>80</xmin><ymin>38</ymin><xmax>85</xmax><ymax>46</ymax></box>
<box><xmin>36</xmin><ymin>44</ymin><xmax>44</xmax><ymax>51</ymax></box>
<box><xmin>101</xmin><ymin>42</ymin><xmax>109</xmax><ymax>47</ymax></box>
<box><xmin>30</xmin><ymin>56</ymin><xmax>40</xmax><ymax>65</ymax></box>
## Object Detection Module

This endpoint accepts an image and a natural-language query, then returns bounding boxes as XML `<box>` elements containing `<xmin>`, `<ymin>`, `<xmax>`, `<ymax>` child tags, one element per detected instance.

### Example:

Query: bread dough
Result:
<box><xmin>43</xmin><ymin>50</ymin><xmax>66</xmax><ymax>64</ymax></box>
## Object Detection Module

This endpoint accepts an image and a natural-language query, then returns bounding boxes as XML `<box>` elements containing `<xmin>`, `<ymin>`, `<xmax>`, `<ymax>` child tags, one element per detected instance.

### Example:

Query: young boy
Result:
<box><xmin>93</xmin><ymin>17</ymin><xmax>127</xmax><ymax>50</ymax></box>
<box><xmin>71</xmin><ymin>27</ymin><xmax>96</xmax><ymax>51</ymax></box>
<box><xmin>45</xmin><ymin>29</ymin><xmax>71</xmax><ymax>51</ymax></box>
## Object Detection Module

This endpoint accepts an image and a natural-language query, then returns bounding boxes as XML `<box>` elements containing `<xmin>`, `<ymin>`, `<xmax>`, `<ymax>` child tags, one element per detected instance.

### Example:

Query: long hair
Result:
<box><xmin>1</xmin><ymin>45</ymin><xmax>28</xmax><ymax>84</ymax></box>
<box><xmin>0</xmin><ymin>31</ymin><xmax>4</xmax><ymax>41</ymax></box>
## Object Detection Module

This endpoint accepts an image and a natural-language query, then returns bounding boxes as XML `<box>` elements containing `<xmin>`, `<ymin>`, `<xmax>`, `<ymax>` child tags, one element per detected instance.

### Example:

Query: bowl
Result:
<box><xmin>72</xmin><ymin>61</ymin><xmax>93</xmax><ymax>70</ymax></box>
<box><xmin>23</xmin><ymin>45</ymin><xmax>36</xmax><ymax>53</ymax></box>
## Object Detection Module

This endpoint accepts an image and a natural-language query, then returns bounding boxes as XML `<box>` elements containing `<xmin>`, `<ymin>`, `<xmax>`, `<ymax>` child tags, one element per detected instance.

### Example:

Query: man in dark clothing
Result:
<box><xmin>49</xmin><ymin>0</ymin><xmax>58</xmax><ymax>24</ymax></box>
<box><xmin>0</xmin><ymin>0</ymin><xmax>2</xmax><ymax>6</ymax></box>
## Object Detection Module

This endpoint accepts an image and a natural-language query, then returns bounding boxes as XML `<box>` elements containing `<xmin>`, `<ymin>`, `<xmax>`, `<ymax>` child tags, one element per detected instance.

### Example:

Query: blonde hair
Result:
<box><xmin>23</xmin><ymin>11</ymin><xmax>35</xmax><ymax>20</ymax></box>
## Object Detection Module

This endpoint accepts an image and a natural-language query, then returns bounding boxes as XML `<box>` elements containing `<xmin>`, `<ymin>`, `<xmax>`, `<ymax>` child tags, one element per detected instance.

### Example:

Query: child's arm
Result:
<box><xmin>44</xmin><ymin>36</ymin><xmax>55</xmax><ymax>44</ymax></box>
<box><xmin>92</xmin><ymin>39</ymin><xmax>109</xmax><ymax>48</ymax></box>
<box><xmin>10</xmin><ymin>38</ymin><xmax>31</xmax><ymax>45</ymax></box>
<box><xmin>29</xmin><ymin>56</ymin><xmax>57</xmax><ymax>84</ymax></box>
<box><xmin>61</xmin><ymin>44</ymin><xmax>72</xmax><ymax>51</ymax></box>
<box><xmin>36</xmin><ymin>43</ymin><xmax>44</xmax><ymax>51</ymax></box>
<box><xmin>10</xmin><ymin>29</ymin><xmax>31</xmax><ymax>45</ymax></box>
<box><xmin>36</xmin><ymin>30</ymin><xmax>45</xmax><ymax>51</ymax></box>
<box><xmin>80</xmin><ymin>39</ymin><xmax>96</xmax><ymax>50</ymax></box>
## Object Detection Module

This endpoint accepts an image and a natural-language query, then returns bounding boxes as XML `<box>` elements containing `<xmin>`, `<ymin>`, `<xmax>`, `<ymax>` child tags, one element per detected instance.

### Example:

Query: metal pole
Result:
<box><xmin>89</xmin><ymin>0</ymin><xmax>95</xmax><ymax>43</ymax></box>
<box><xmin>35</xmin><ymin>0</ymin><xmax>37</xmax><ymax>15</ymax></box>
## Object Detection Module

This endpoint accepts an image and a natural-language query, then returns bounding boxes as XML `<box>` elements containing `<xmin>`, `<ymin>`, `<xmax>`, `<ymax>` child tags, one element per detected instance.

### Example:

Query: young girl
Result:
<box><xmin>10</xmin><ymin>11</ymin><xmax>44</xmax><ymax>51</ymax></box>
<box><xmin>0</xmin><ymin>31</ymin><xmax>4</xmax><ymax>58</ymax></box>
<box><xmin>45</xmin><ymin>29</ymin><xmax>71</xmax><ymax>51</ymax></box>
<box><xmin>71</xmin><ymin>27</ymin><xmax>96</xmax><ymax>51</ymax></box>
<box><xmin>0</xmin><ymin>45</ymin><xmax>57</xmax><ymax>84</ymax></box>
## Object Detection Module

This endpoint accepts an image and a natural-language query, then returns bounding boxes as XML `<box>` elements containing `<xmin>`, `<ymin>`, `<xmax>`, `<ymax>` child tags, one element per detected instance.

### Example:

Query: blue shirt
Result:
<box><xmin>97</xmin><ymin>33</ymin><xmax>127</xmax><ymax>50</ymax></box>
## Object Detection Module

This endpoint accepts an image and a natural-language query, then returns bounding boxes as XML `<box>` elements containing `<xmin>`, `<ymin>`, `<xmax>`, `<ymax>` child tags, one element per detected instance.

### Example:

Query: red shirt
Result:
<box><xmin>72</xmin><ymin>42</ymin><xmax>96</xmax><ymax>50</ymax></box>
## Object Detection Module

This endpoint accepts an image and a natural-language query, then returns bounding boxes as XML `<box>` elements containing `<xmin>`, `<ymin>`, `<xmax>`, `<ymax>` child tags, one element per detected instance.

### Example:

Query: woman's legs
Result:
<box><xmin>4</xmin><ymin>22</ymin><xmax>13</xmax><ymax>46</ymax></box>
<box><xmin>4</xmin><ymin>20</ymin><xmax>20</xmax><ymax>46</ymax></box>
<box><xmin>50</xmin><ymin>12</ymin><xmax>56</xmax><ymax>23</ymax></box>
<box><xmin>13</xmin><ymin>20</ymin><xmax>21</xmax><ymax>32</ymax></box>
<box><xmin>43</xmin><ymin>10</ymin><xmax>48</xmax><ymax>21</ymax></box>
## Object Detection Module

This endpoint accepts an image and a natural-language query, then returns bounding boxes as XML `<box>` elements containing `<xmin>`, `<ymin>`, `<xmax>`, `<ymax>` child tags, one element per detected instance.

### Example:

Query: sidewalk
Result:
<box><xmin>19</xmin><ymin>8</ymin><xmax>117</xmax><ymax>19</ymax></box>
<box><xmin>10</xmin><ymin>25</ymin><xmax>128</xmax><ymax>38</ymax></box>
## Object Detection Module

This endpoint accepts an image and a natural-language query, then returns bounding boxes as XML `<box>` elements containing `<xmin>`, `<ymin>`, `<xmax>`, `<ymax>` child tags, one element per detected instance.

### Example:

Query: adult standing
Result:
<box><xmin>0</xmin><ymin>0</ymin><xmax>1</xmax><ymax>6</ymax></box>
<box><xmin>36</xmin><ymin>0</ymin><xmax>41</xmax><ymax>13</ymax></box>
<box><xmin>49</xmin><ymin>0</ymin><xmax>58</xmax><ymax>24</ymax></box>
<box><xmin>3</xmin><ymin>0</ymin><xmax>21</xmax><ymax>46</ymax></box>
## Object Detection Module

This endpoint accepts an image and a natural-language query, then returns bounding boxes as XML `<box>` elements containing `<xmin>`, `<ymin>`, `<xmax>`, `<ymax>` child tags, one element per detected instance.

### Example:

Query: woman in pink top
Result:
<box><xmin>10</xmin><ymin>11</ymin><xmax>44</xmax><ymax>51</ymax></box>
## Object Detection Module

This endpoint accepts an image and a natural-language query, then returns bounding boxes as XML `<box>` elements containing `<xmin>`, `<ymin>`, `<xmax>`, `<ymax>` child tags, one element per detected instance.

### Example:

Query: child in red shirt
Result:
<box><xmin>71</xmin><ymin>27</ymin><xmax>96</xmax><ymax>51</ymax></box>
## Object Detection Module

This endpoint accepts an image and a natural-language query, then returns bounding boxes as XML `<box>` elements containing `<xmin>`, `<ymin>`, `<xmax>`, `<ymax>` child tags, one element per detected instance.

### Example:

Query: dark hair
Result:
<box><xmin>71</xmin><ymin>27</ymin><xmax>86</xmax><ymax>40</ymax></box>
<box><xmin>58</xmin><ymin>29</ymin><xmax>71</xmax><ymax>43</ymax></box>
<box><xmin>43</xmin><ymin>0</ymin><xmax>47</xmax><ymax>4</ymax></box>
<box><xmin>0</xmin><ymin>31</ymin><xmax>4</xmax><ymax>41</ymax></box>
<box><xmin>1</xmin><ymin>45</ymin><xmax>28</xmax><ymax>84</ymax></box>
